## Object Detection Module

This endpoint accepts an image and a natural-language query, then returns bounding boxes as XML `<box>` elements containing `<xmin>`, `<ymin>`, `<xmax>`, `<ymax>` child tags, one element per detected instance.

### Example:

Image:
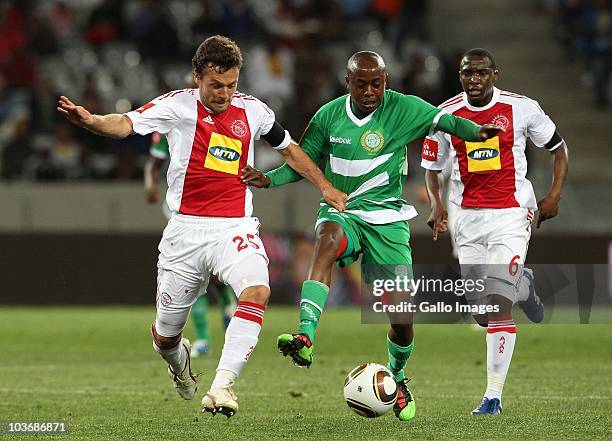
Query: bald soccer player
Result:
<box><xmin>242</xmin><ymin>51</ymin><xmax>504</xmax><ymax>421</ymax></box>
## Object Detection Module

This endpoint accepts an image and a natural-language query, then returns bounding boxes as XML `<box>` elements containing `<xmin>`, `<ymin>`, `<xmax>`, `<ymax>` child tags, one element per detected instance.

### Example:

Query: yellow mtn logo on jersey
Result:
<box><xmin>205</xmin><ymin>132</ymin><xmax>242</xmax><ymax>174</ymax></box>
<box><xmin>465</xmin><ymin>136</ymin><xmax>501</xmax><ymax>172</ymax></box>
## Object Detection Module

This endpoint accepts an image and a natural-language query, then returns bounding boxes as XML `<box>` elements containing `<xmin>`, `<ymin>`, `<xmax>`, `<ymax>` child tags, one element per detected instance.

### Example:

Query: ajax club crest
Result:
<box><xmin>360</xmin><ymin>130</ymin><xmax>385</xmax><ymax>154</ymax></box>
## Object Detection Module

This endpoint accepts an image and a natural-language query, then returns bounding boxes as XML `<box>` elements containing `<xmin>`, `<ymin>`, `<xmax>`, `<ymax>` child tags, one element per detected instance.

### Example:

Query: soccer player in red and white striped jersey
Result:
<box><xmin>421</xmin><ymin>48</ymin><xmax>569</xmax><ymax>415</ymax></box>
<box><xmin>58</xmin><ymin>35</ymin><xmax>347</xmax><ymax>417</ymax></box>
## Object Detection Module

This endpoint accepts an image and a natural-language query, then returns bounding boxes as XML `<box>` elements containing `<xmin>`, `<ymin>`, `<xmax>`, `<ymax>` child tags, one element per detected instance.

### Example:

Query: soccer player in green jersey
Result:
<box><xmin>242</xmin><ymin>51</ymin><xmax>503</xmax><ymax>421</ymax></box>
<box><xmin>145</xmin><ymin>132</ymin><xmax>237</xmax><ymax>357</ymax></box>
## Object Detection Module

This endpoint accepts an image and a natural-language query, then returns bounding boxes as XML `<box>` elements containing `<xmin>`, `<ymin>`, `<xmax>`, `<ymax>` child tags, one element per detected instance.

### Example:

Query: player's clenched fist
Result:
<box><xmin>321</xmin><ymin>185</ymin><xmax>347</xmax><ymax>213</ymax></box>
<box><xmin>536</xmin><ymin>193</ymin><xmax>560</xmax><ymax>228</ymax></box>
<box><xmin>478</xmin><ymin>123</ymin><xmax>505</xmax><ymax>140</ymax></box>
<box><xmin>241</xmin><ymin>165</ymin><xmax>270</xmax><ymax>188</ymax></box>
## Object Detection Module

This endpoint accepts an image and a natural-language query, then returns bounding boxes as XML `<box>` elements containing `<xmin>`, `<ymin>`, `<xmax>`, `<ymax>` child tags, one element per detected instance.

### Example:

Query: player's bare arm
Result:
<box><xmin>536</xmin><ymin>142</ymin><xmax>568</xmax><ymax>228</ymax></box>
<box><xmin>144</xmin><ymin>156</ymin><xmax>165</xmax><ymax>204</ymax></box>
<box><xmin>279</xmin><ymin>142</ymin><xmax>347</xmax><ymax>212</ymax></box>
<box><xmin>57</xmin><ymin>95</ymin><xmax>133</xmax><ymax>139</ymax></box>
<box><xmin>241</xmin><ymin>159</ymin><xmax>347</xmax><ymax>213</ymax></box>
<box><xmin>424</xmin><ymin>169</ymin><xmax>448</xmax><ymax>241</ymax></box>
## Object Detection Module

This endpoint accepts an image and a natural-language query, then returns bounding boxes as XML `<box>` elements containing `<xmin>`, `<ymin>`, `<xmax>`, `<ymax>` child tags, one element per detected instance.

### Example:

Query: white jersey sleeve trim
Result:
<box><xmin>547</xmin><ymin>140</ymin><xmax>564</xmax><ymax>152</ymax></box>
<box><xmin>271</xmin><ymin>130</ymin><xmax>292</xmax><ymax>150</ymax></box>
<box><xmin>429</xmin><ymin>108</ymin><xmax>448</xmax><ymax>135</ymax></box>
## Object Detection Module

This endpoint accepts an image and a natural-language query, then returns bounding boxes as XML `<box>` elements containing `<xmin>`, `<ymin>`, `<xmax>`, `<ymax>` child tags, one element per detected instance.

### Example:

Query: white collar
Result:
<box><xmin>345</xmin><ymin>95</ymin><xmax>379</xmax><ymax>127</ymax></box>
<box><xmin>462</xmin><ymin>87</ymin><xmax>501</xmax><ymax>111</ymax></box>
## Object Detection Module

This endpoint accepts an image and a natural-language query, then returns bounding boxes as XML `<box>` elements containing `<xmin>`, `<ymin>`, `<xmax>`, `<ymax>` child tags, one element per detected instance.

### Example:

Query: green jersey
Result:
<box><xmin>150</xmin><ymin>132</ymin><xmax>169</xmax><ymax>160</ymax></box>
<box><xmin>269</xmin><ymin>90</ymin><xmax>475</xmax><ymax>224</ymax></box>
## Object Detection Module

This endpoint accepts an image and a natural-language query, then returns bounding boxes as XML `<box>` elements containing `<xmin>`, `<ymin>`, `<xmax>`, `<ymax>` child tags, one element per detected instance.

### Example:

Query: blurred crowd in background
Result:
<box><xmin>0</xmin><ymin>0</ymin><xmax>609</xmax><ymax>184</ymax></box>
<box><xmin>554</xmin><ymin>0</ymin><xmax>611</xmax><ymax>109</ymax></box>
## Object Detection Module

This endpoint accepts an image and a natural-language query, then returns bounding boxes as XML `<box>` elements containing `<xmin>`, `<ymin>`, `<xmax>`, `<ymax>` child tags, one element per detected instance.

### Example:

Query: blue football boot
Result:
<box><xmin>518</xmin><ymin>268</ymin><xmax>544</xmax><ymax>323</ymax></box>
<box><xmin>471</xmin><ymin>397</ymin><xmax>502</xmax><ymax>415</ymax></box>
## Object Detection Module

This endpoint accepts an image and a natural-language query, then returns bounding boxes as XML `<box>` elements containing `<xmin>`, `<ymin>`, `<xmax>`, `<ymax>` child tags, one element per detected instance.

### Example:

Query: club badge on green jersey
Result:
<box><xmin>360</xmin><ymin>130</ymin><xmax>385</xmax><ymax>154</ymax></box>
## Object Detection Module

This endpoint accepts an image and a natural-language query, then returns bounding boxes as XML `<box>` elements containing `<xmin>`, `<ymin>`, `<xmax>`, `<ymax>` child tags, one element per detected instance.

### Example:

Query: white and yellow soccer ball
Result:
<box><xmin>343</xmin><ymin>363</ymin><xmax>398</xmax><ymax>417</ymax></box>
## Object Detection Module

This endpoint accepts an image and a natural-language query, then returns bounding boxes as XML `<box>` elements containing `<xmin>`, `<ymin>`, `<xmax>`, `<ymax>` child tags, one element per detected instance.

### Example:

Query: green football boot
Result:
<box><xmin>394</xmin><ymin>378</ymin><xmax>416</xmax><ymax>421</ymax></box>
<box><xmin>277</xmin><ymin>333</ymin><xmax>313</xmax><ymax>368</ymax></box>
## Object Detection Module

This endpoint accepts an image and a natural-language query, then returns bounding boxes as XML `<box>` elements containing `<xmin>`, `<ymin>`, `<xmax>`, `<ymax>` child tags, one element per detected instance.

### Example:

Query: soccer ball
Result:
<box><xmin>343</xmin><ymin>363</ymin><xmax>398</xmax><ymax>417</ymax></box>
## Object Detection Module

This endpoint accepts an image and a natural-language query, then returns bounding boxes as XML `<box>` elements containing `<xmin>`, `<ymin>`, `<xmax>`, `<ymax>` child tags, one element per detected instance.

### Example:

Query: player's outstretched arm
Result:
<box><xmin>424</xmin><ymin>169</ymin><xmax>448</xmax><ymax>241</ymax></box>
<box><xmin>57</xmin><ymin>95</ymin><xmax>133</xmax><ymax>139</ymax></box>
<box><xmin>435</xmin><ymin>113</ymin><xmax>504</xmax><ymax>142</ymax></box>
<box><xmin>536</xmin><ymin>142</ymin><xmax>568</xmax><ymax>228</ymax></box>
<box><xmin>279</xmin><ymin>142</ymin><xmax>347</xmax><ymax>212</ymax></box>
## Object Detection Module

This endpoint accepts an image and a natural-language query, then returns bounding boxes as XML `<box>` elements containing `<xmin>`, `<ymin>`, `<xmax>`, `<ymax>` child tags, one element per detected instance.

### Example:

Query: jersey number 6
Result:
<box><xmin>509</xmin><ymin>255</ymin><xmax>521</xmax><ymax>276</ymax></box>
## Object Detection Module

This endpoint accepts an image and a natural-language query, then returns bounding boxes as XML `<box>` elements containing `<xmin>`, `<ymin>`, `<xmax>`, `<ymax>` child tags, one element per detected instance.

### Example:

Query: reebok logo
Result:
<box><xmin>202</xmin><ymin>115</ymin><xmax>214</xmax><ymax>124</ymax></box>
<box><xmin>330</xmin><ymin>135</ymin><xmax>352</xmax><ymax>144</ymax></box>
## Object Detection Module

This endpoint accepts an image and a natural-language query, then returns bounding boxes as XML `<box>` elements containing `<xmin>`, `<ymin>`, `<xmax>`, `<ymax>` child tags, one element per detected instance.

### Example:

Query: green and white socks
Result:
<box><xmin>387</xmin><ymin>337</ymin><xmax>414</xmax><ymax>381</ymax></box>
<box><xmin>297</xmin><ymin>280</ymin><xmax>330</xmax><ymax>342</ymax></box>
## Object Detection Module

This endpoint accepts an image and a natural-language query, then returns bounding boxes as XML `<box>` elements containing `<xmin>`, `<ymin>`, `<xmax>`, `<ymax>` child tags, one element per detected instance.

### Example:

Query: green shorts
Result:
<box><xmin>315</xmin><ymin>205</ymin><xmax>413</xmax><ymax>283</ymax></box>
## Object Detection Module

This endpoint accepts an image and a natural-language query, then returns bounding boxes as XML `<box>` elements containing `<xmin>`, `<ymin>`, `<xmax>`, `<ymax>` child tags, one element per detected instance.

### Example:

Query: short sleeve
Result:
<box><xmin>420</xmin><ymin>131</ymin><xmax>450</xmax><ymax>171</ymax></box>
<box><xmin>523</xmin><ymin>98</ymin><xmax>556</xmax><ymax>148</ymax></box>
<box><xmin>125</xmin><ymin>92</ymin><xmax>183</xmax><ymax>135</ymax></box>
<box><xmin>255</xmin><ymin>99</ymin><xmax>291</xmax><ymax>150</ymax></box>
<box><xmin>256</xmin><ymin>100</ymin><xmax>276</xmax><ymax>138</ymax></box>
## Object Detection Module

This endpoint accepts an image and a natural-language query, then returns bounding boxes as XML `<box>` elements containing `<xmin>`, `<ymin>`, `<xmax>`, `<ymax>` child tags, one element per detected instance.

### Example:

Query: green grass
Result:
<box><xmin>1</xmin><ymin>306</ymin><xmax>611</xmax><ymax>440</ymax></box>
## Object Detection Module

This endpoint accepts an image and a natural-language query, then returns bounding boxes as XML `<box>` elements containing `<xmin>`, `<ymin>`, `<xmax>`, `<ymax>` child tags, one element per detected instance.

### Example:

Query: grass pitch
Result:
<box><xmin>0</xmin><ymin>306</ymin><xmax>611</xmax><ymax>440</ymax></box>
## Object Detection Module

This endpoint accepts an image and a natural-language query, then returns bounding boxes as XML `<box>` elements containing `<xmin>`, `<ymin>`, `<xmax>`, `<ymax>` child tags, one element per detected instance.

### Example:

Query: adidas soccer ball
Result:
<box><xmin>343</xmin><ymin>363</ymin><xmax>398</xmax><ymax>417</ymax></box>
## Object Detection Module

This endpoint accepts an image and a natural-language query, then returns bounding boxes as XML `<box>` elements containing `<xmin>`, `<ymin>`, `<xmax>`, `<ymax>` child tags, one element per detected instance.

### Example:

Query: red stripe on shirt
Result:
<box><xmin>440</xmin><ymin>96</ymin><xmax>463</xmax><ymax>109</ymax></box>
<box><xmin>453</xmin><ymin>103</ymin><xmax>518</xmax><ymax>208</ymax></box>
<box><xmin>179</xmin><ymin>102</ymin><xmax>251</xmax><ymax>216</ymax></box>
<box><xmin>440</xmin><ymin>93</ymin><xmax>463</xmax><ymax>108</ymax></box>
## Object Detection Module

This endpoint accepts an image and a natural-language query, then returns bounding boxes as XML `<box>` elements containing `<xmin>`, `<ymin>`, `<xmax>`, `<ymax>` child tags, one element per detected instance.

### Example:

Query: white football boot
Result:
<box><xmin>167</xmin><ymin>338</ymin><xmax>198</xmax><ymax>400</ymax></box>
<box><xmin>201</xmin><ymin>386</ymin><xmax>239</xmax><ymax>417</ymax></box>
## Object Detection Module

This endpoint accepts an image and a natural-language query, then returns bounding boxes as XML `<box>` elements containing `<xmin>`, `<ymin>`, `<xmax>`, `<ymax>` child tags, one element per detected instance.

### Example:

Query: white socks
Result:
<box><xmin>153</xmin><ymin>339</ymin><xmax>188</xmax><ymax>375</ymax></box>
<box><xmin>211</xmin><ymin>301</ymin><xmax>265</xmax><ymax>389</ymax></box>
<box><xmin>484</xmin><ymin>317</ymin><xmax>516</xmax><ymax>400</ymax></box>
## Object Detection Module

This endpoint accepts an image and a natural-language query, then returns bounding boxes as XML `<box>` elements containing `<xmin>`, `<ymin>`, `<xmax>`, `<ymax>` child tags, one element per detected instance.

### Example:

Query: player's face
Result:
<box><xmin>194</xmin><ymin>67</ymin><xmax>240</xmax><ymax>114</ymax></box>
<box><xmin>346</xmin><ymin>68</ymin><xmax>386</xmax><ymax>113</ymax></box>
<box><xmin>459</xmin><ymin>56</ymin><xmax>498</xmax><ymax>106</ymax></box>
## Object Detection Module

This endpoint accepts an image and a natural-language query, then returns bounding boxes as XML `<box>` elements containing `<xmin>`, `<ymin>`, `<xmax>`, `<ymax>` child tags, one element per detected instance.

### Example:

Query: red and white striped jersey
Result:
<box><xmin>421</xmin><ymin>87</ymin><xmax>560</xmax><ymax>209</ymax></box>
<box><xmin>127</xmin><ymin>89</ymin><xmax>289</xmax><ymax>217</ymax></box>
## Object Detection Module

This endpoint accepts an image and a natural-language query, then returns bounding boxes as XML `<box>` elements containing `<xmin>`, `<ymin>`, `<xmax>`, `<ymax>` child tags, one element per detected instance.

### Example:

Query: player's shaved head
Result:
<box><xmin>345</xmin><ymin>52</ymin><xmax>387</xmax><ymax>114</ymax></box>
<box><xmin>346</xmin><ymin>51</ymin><xmax>386</xmax><ymax>75</ymax></box>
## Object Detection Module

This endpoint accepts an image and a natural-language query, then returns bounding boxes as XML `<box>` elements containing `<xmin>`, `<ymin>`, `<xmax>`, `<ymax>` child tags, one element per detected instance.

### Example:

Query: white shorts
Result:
<box><xmin>155</xmin><ymin>214</ymin><xmax>269</xmax><ymax>337</ymax></box>
<box><xmin>454</xmin><ymin>206</ymin><xmax>533</xmax><ymax>302</ymax></box>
